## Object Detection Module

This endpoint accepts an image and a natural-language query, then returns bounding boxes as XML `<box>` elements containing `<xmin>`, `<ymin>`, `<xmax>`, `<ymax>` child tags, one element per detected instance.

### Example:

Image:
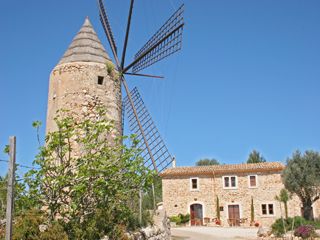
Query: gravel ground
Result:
<box><xmin>171</xmin><ymin>226</ymin><xmax>257</xmax><ymax>240</ymax></box>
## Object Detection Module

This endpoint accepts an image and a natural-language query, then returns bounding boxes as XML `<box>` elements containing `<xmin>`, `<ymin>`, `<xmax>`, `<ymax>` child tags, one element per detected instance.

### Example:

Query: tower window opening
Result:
<box><xmin>98</xmin><ymin>76</ymin><xmax>104</xmax><ymax>85</ymax></box>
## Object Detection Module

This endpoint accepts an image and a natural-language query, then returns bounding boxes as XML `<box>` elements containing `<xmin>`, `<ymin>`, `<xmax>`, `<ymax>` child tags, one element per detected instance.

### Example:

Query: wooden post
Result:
<box><xmin>5</xmin><ymin>136</ymin><xmax>16</xmax><ymax>240</ymax></box>
<box><xmin>152</xmin><ymin>183</ymin><xmax>156</xmax><ymax>210</ymax></box>
<box><xmin>139</xmin><ymin>189</ymin><xmax>142</xmax><ymax>224</ymax></box>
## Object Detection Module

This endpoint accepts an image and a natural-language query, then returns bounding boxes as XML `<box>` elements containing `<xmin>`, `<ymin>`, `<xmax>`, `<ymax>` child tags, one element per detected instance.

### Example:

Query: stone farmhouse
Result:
<box><xmin>161</xmin><ymin>162</ymin><xmax>320</xmax><ymax>227</ymax></box>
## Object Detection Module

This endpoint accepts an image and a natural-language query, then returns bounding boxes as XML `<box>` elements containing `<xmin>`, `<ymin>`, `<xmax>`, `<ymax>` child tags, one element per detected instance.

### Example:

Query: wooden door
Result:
<box><xmin>228</xmin><ymin>205</ymin><xmax>240</xmax><ymax>226</ymax></box>
<box><xmin>190</xmin><ymin>204</ymin><xmax>203</xmax><ymax>226</ymax></box>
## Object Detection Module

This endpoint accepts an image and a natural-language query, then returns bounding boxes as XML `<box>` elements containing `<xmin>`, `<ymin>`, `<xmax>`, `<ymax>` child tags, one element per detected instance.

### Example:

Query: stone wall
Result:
<box><xmin>162</xmin><ymin>171</ymin><xmax>309</xmax><ymax>227</ymax></box>
<box><xmin>127</xmin><ymin>208</ymin><xmax>170</xmax><ymax>240</ymax></box>
<box><xmin>162</xmin><ymin>175</ymin><xmax>215</xmax><ymax>218</ymax></box>
<box><xmin>313</xmin><ymin>199</ymin><xmax>320</xmax><ymax>220</ymax></box>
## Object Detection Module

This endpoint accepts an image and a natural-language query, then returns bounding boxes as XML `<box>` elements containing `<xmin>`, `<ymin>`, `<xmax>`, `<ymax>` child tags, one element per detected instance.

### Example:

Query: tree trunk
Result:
<box><xmin>284</xmin><ymin>202</ymin><xmax>288</xmax><ymax>219</ymax></box>
<box><xmin>302</xmin><ymin>200</ymin><xmax>314</xmax><ymax>221</ymax></box>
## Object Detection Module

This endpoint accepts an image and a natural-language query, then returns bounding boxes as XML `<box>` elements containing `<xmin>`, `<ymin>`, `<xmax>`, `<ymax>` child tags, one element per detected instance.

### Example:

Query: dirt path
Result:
<box><xmin>171</xmin><ymin>226</ymin><xmax>257</xmax><ymax>240</ymax></box>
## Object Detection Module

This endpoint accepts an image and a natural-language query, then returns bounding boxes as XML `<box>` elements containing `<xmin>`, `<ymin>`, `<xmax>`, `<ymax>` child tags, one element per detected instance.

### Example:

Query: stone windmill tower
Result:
<box><xmin>46</xmin><ymin>17</ymin><xmax>122</xmax><ymax>135</ymax></box>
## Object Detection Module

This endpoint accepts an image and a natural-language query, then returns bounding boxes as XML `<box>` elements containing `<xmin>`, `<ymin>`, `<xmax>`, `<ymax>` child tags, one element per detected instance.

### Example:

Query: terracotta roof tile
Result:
<box><xmin>160</xmin><ymin>162</ymin><xmax>285</xmax><ymax>177</ymax></box>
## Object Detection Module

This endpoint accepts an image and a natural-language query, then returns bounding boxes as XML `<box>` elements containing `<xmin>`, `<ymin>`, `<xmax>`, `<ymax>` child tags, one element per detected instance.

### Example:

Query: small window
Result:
<box><xmin>262</xmin><ymin>204</ymin><xmax>267</xmax><ymax>215</ymax></box>
<box><xmin>223</xmin><ymin>176</ymin><xmax>237</xmax><ymax>189</ymax></box>
<box><xmin>261</xmin><ymin>203</ymin><xmax>275</xmax><ymax>216</ymax></box>
<box><xmin>231</xmin><ymin>177</ymin><xmax>236</xmax><ymax>187</ymax></box>
<box><xmin>224</xmin><ymin>177</ymin><xmax>229</xmax><ymax>187</ymax></box>
<box><xmin>192</xmin><ymin>179</ymin><xmax>197</xmax><ymax>189</ymax></box>
<box><xmin>249</xmin><ymin>175</ymin><xmax>257</xmax><ymax>188</ymax></box>
<box><xmin>268</xmin><ymin>204</ymin><xmax>274</xmax><ymax>215</ymax></box>
<box><xmin>97</xmin><ymin>76</ymin><xmax>104</xmax><ymax>85</ymax></box>
<box><xmin>190</xmin><ymin>178</ymin><xmax>199</xmax><ymax>190</ymax></box>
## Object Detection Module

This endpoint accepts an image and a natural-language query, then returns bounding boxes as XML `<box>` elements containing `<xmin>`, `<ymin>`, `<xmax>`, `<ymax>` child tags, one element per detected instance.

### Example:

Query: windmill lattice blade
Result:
<box><xmin>98</xmin><ymin>0</ymin><xmax>118</xmax><ymax>55</ymax></box>
<box><xmin>131</xmin><ymin>4</ymin><xmax>184</xmax><ymax>73</ymax></box>
<box><xmin>124</xmin><ymin>87</ymin><xmax>173</xmax><ymax>173</ymax></box>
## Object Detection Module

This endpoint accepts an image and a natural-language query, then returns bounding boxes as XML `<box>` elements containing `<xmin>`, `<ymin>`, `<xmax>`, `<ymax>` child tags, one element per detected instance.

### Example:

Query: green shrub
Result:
<box><xmin>169</xmin><ymin>213</ymin><xmax>190</xmax><ymax>225</ymax></box>
<box><xmin>271</xmin><ymin>216</ymin><xmax>307</xmax><ymax>237</ymax></box>
<box><xmin>179</xmin><ymin>213</ymin><xmax>190</xmax><ymax>224</ymax></box>
<box><xmin>141</xmin><ymin>210</ymin><xmax>154</xmax><ymax>227</ymax></box>
<box><xmin>270</xmin><ymin>216</ymin><xmax>320</xmax><ymax>237</ymax></box>
<box><xmin>13</xmin><ymin>209</ymin><xmax>44</xmax><ymax>240</ymax></box>
<box><xmin>12</xmin><ymin>209</ymin><xmax>68</xmax><ymax>240</ymax></box>
<box><xmin>290</xmin><ymin>217</ymin><xmax>320</xmax><ymax>229</ymax></box>
<box><xmin>170</xmin><ymin>216</ymin><xmax>181</xmax><ymax>224</ymax></box>
<box><xmin>311</xmin><ymin>219</ymin><xmax>320</xmax><ymax>229</ymax></box>
<box><xmin>106</xmin><ymin>61</ymin><xmax>115</xmax><ymax>75</ymax></box>
<box><xmin>38</xmin><ymin>223</ymin><xmax>68</xmax><ymax>240</ymax></box>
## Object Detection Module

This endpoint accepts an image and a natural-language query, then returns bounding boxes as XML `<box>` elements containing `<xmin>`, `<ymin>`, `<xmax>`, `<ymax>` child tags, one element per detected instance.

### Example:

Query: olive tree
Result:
<box><xmin>282</xmin><ymin>150</ymin><xmax>320</xmax><ymax>220</ymax></box>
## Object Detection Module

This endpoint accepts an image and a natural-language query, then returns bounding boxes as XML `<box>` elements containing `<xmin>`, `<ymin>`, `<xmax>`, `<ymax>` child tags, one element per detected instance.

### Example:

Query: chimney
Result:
<box><xmin>172</xmin><ymin>156</ymin><xmax>176</xmax><ymax>168</ymax></box>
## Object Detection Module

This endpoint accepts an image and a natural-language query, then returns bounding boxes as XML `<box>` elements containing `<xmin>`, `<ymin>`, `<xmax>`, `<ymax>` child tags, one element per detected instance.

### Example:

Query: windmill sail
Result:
<box><xmin>124</xmin><ymin>87</ymin><xmax>173</xmax><ymax>173</ymax></box>
<box><xmin>98</xmin><ymin>0</ymin><xmax>118</xmax><ymax>56</ymax></box>
<box><xmin>131</xmin><ymin>4</ymin><xmax>184</xmax><ymax>73</ymax></box>
<box><xmin>96</xmin><ymin>0</ymin><xmax>184</xmax><ymax>173</ymax></box>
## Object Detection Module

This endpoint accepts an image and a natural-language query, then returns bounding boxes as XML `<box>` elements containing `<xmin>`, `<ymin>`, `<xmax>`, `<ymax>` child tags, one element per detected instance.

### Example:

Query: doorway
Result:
<box><xmin>228</xmin><ymin>204</ymin><xmax>240</xmax><ymax>226</ymax></box>
<box><xmin>190</xmin><ymin>203</ymin><xmax>203</xmax><ymax>226</ymax></box>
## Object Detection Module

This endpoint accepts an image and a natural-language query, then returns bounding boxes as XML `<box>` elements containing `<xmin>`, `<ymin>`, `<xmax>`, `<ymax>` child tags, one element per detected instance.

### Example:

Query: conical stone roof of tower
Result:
<box><xmin>58</xmin><ymin>17</ymin><xmax>111</xmax><ymax>65</ymax></box>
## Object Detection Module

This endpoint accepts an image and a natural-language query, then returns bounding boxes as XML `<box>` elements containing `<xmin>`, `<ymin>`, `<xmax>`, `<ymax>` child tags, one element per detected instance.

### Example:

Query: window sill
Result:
<box><xmin>190</xmin><ymin>189</ymin><xmax>200</xmax><ymax>192</ymax></box>
<box><xmin>261</xmin><ymin>215</ymin><xmax>275</xmax><ymax>218</ymax></box>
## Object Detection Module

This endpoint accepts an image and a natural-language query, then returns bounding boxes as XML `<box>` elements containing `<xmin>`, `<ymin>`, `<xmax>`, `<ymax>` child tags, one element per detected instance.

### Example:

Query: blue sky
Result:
<box><xmin>1</xmin><ymin>0</ymin><xmax>320</xmax><ymax>175</ymax></box>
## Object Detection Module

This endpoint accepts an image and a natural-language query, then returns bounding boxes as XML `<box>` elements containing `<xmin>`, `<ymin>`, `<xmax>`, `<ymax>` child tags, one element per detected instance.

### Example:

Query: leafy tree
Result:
<box><xmin>23</xmin><ymin>106</ymin><xmax>154</xmax><ymax>239</ymax></box>
<box><xmin>0</xmin><ymin>145</ymin><xmax>9</xmax><ymax>219</ymax></box>
<box><xmin>143</xmin><ymin>175</ymin><xmax>162</xmax><ymax>210</ymax></box>
<box><xmin>196</xmin><ymin>158</ymin><xmax>219</xmax><ymax>166</ymax></box>
<box><xmin>275</xmin><ymin>189</ymin><xmax>291</xmax><ymax>219</ymax></box>
<box><xmin>3</xmin><ymin>145</ymin><xmax>9</xmax><ymax>154</ymax></box>
<box><xmin>0</xmin><ymin>174</ymin><xmax>30</xmax><ymax>219</ymax></box>
<box><xmin>282</xmin><ymin>150</ymin><xmax>320</xmax><ymax>220</ymax></box>
<box><xmin>0</xmin><ymin>176</ymin><xmax>6</xmax><ymax>219</ymax></box>
<box><xmin>247</xmin><ymin>150</ymin><xmax>266</xmax><ymax>163</ymax></box>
